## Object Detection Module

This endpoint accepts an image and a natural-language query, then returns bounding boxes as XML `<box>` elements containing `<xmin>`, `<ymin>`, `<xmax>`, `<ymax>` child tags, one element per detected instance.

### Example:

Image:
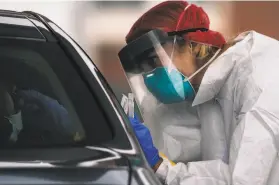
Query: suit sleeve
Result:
<box><xmin>155</xmin><ymin>109</ymin><xmax>277</xmax><ymax>185</ymax></box>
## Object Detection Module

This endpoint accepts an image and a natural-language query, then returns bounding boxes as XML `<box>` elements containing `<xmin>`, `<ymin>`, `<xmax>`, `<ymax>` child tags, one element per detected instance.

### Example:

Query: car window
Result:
<box><xmin>0</xmin><ymin>39</ymin><xmax>113</xmax><ymax>147</ymax></box>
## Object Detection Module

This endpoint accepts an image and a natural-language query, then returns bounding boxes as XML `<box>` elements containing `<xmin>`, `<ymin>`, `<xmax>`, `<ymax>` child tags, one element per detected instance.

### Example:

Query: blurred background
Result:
<box><xmin>1</xmin><ymin>0</ymin><xmax>279</xmax><ymax>101</ymax></box>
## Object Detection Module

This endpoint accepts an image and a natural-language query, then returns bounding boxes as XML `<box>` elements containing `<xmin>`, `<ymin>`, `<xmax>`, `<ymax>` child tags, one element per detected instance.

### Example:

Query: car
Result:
<box><xmin>0</xmin><ymin>10</ymin><xmax>161</xmax><ymax>185</ymax></box>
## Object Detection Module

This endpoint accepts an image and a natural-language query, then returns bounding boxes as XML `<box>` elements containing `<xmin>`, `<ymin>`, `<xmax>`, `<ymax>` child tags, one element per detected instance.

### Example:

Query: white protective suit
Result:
<box><xmin>141</xmin><ymin>93</ymin><xmax>226</xmax><ymax>163</ymax></box>
<box><xmin>141</xmin><ymin>93</ymin><xmax>201</xmax><ymax>163</ymax></box>
<box><xmin>155</xmin><ymin>31</ymin><xmax>279</xmax><ymax>185</ymax></box>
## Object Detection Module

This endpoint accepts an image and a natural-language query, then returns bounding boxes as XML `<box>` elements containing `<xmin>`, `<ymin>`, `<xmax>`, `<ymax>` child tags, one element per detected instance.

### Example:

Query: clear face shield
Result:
<box><xmin>119</xmin><ymin>29</ymin><xmax>196</xmax><ymax>107</ymax></box>
<box><xmin>119</xmin><ymin>29</ymin><xmax>204</xmax><ymax>161</ymax></box>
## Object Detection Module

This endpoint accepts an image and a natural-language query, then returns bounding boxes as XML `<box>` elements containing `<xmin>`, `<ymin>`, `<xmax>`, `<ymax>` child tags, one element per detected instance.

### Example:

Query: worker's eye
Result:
<box><xmin>148</xmin><ymin>56</ymin><xmax>163</xmax><ymax>67</ymax></box>
<box><xmin>140</xmin><ymin>56</ymin><xmax>161</xmax><ymax>73</ymax></box>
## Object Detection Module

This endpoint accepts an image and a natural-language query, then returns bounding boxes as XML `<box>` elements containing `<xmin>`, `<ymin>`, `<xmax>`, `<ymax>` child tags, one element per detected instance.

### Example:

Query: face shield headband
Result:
<box><xmin>118</xmin><ymin>28</ymin><xmax>209</xmax><ymax>75</ymax></box>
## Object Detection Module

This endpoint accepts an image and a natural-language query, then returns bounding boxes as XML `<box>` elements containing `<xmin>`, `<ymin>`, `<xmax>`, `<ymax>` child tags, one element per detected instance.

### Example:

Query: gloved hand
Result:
<box><xmin>129</xmin><ymin>115</ymin><xmax>160</xmax><ymax>168</ymax></box>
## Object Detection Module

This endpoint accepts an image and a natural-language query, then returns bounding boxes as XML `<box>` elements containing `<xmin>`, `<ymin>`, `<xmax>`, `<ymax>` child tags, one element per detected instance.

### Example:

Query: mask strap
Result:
<box><xmin>185</xmin><ymin>48</ymin><xmax>222</xmax><ymax>81</ymax></box>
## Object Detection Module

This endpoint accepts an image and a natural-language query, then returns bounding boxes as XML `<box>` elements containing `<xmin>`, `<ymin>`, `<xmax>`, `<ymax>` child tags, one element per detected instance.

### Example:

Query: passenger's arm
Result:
<box><xmin>18</xmin><ymin>90</ymin><xmax>79</xmax><ymax>141</ymax></box>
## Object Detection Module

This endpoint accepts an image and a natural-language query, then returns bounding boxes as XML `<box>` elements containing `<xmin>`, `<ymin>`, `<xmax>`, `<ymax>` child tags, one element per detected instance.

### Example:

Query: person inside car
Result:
<box><xmin>0</xmin><ymin>82</ymin><xmax>79</xmax><ymax>146</ymax></box>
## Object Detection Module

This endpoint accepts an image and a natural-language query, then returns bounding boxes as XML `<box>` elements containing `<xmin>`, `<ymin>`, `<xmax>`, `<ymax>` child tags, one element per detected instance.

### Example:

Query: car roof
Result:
<box><xmin>0</xmin><ymin>10</ymin><xmax>56</xmax><ymax>41</ymax></box>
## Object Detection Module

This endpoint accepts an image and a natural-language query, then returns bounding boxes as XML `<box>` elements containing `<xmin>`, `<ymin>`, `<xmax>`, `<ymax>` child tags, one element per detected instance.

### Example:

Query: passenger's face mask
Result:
<box><xmin>5</xmin><ymin>111</ymin><xmax>23</xmax><ymax>142</ymax></box>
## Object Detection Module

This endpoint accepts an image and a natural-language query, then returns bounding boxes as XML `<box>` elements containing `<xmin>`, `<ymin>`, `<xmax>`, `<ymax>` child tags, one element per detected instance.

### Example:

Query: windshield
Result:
<box><xmin>0</xmin><ymin>38</ymin><xmax>113</xmax><ymax>148</ymax></box>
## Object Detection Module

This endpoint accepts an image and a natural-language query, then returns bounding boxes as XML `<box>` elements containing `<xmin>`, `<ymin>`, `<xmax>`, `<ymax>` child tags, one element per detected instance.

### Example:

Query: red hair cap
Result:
<box><xmin>126</xmin><ymin>1</ymin><xmax>226</xmax><ymax>48</ymax></box>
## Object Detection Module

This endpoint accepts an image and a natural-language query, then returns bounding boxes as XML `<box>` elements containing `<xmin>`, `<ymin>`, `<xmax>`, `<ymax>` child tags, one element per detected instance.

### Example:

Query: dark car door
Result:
<box><xmin>0</xmin><ymin>11</ymin><xmax>161</xmax><ymax>185</ymax></box>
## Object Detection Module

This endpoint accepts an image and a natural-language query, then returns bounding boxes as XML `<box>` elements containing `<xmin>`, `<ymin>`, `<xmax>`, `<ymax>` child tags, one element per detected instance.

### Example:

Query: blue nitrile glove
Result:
<box><xmin>129</xmin><ymin>115</ymin><xmax>160</xmax><ymax>167</ymax></box>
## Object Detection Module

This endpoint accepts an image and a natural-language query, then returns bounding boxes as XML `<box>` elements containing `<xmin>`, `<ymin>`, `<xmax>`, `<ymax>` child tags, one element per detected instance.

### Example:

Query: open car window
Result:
<box><xmin>0</xmin><ymin>39</ymin><xmax>113</xmax><ymax>148</ymax></box>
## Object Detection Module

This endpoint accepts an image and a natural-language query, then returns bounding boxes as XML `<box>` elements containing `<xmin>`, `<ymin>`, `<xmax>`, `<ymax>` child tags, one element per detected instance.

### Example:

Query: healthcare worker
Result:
<box><xmin>118</xmin><ymin>1</ymin><xmax>279</xmax><ymax>185</ymax></box>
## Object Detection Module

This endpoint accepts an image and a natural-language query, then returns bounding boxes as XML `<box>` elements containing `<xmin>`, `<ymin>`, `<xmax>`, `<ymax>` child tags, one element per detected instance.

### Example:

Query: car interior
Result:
<box><xmin>0</xmin><ymin>42</ymin><xmax>114</xmax><ymax>147</ymax></box>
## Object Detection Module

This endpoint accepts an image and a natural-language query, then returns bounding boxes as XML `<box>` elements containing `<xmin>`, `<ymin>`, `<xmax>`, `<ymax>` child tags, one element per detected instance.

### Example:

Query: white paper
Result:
<box><xmin>121</xmin><ymin>94</ymin><xmax>129</xmax><ymax>115</ymax></box>
<box><xmin>128</xmin><ymin>93</ymin><xmax>134</xmax><ymax>118</ymax></box>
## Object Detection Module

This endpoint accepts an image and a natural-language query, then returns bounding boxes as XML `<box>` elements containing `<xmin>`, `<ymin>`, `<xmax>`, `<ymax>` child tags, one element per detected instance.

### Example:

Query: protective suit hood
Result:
<box><xmin>193</xmin><ymin>31</ymin><xmax>253</xmax><ymax>106</ymax></box>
